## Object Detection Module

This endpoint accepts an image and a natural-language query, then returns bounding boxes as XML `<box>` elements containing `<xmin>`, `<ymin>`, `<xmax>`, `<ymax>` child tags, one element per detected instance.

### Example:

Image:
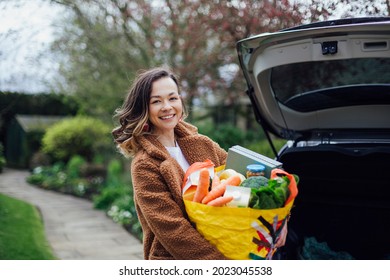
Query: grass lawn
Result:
<box><xmin>0</xmin><ymin>193</ymin><xmax>56</xmax><ymax>260</ymax></box>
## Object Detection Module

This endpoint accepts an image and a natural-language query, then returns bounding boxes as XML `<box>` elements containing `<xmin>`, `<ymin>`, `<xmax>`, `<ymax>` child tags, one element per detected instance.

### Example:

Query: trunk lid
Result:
<box><xmin>236</xmin><ymin>17</ymin><xmax>390</xmax><ymax>143</ymax></box>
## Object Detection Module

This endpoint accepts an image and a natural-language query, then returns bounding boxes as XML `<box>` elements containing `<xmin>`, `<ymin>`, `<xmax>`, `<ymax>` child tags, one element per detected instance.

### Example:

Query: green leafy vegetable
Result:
<box><xmin>248</xmin><ymin>175</ymin><xmax>292</xmax><ymax>209</ymax></box>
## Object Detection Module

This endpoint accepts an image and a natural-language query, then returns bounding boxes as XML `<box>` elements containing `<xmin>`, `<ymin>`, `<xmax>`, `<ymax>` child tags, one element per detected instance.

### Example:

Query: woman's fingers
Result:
<box><xmin>275</xmin><ymin>223</ymin><xmax>288</xmax><ymax>248</ymax></box>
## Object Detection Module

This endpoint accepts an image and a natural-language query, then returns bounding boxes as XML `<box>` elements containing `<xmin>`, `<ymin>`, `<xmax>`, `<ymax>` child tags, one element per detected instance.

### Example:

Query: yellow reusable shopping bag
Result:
<box><xmin>182</xmin><ymin>161</ymin><xmax>298</xmax><ymax>260</ymax></box>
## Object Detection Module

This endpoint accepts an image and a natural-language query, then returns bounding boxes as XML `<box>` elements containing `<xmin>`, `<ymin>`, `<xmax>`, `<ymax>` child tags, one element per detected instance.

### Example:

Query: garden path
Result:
<box><xmin>0</xmin><ymin>168</ymin><xmax>144</xmax><ymax>260</ymax></box>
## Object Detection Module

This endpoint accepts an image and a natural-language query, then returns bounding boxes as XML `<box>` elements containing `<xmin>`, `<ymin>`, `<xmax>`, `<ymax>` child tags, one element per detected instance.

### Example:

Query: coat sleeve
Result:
<box><xmin>212</xmin><ymin>140</ymin><xmax>228</xmax><ymax>166</ymax></box>
<box><xmin>202</xmin><ymin>135</ymin><xmax>228</xmax><ymax>166</ymax></box>
<box><xmin>131</xmin><ymin>157</ymin><xmax>228</xmax><ymax>260</ymax></box>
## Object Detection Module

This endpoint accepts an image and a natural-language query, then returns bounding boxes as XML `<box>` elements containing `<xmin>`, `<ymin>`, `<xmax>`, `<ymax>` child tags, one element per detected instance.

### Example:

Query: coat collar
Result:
<box><xmin>135</xmin><ymin>121</ymin><xmax>198</xmax><ymax>161</ymax></box>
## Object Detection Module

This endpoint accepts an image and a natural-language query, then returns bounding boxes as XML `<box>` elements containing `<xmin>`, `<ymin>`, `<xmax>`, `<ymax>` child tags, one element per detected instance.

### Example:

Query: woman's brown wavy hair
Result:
<box><xmin>112</xmin><ymin>66</ymin><xmax>188</xmax><ymax>157</ymax></box>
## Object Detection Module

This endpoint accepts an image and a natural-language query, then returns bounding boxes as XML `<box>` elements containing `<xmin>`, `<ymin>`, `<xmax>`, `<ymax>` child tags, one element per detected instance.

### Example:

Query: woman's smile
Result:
<box><xmin>160</xmin><ymin>114</ymin><xmax>175</xmax><ymax>120</ymax></box>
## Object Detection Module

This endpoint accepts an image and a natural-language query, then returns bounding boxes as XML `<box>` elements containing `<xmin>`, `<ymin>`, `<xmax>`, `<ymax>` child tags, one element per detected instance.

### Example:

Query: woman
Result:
<box><xmin>112</xmin><ymin>67</ymin><xmax>228</xmax><ymax>259</ymax></box>
<box><xmin>112</xmin><ymin>66</ymin><xmax>287</xmax><ymax>260</ymax></box>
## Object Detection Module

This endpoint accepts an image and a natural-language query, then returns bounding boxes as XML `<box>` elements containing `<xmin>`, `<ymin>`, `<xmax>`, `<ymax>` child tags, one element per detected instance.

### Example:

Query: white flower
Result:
<box><xmin>33</xmin><ymin>167</ymin><xmax>43</xmax><ymax>174</ymax></box>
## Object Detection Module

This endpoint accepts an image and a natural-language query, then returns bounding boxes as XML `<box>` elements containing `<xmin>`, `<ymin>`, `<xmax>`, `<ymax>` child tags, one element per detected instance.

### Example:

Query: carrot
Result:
<box><xmin>207</xmin><ymin>196</ymin><xmax>234</xmax><ymax>207</ymax></box>
<box><xmin>224</xmin><ymin>174</ymin><xmax>242</xmax><ymax>187</ymax></box>
<box><xmin>201</xmin><ymin>174</ymin><xmax>241</xmax><ymax>204</ymax></box>
<box><xmin>211</xmin><ymin>174</ymin><xmax>220</xmax><ymax>190</ymax></box>
<box><xmin>193</xmin><ymin>168</ymin><xmax>210</xmax><ymax>203</ymax></box>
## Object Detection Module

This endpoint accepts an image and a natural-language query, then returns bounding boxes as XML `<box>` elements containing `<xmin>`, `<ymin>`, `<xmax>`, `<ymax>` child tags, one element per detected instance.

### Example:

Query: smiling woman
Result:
<box><xmin>111</xmin><ymin>66</ymin><xmax>233</xmax><ymax>260</ymax></box>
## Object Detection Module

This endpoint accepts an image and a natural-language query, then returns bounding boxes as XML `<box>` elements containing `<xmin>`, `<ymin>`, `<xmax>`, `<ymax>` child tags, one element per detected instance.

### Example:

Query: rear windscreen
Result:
<box><xmin>270</xmin><ymin>58</ymin><xmax>390</xmax><ymax>112</ymax></box>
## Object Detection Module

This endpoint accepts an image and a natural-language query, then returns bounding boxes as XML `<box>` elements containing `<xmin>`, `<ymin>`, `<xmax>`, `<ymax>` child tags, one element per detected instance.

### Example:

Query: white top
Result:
<box><xmin>165</xmin><ymin>143</ymin><xmax>190</xmax><ymax>172</ymax></box>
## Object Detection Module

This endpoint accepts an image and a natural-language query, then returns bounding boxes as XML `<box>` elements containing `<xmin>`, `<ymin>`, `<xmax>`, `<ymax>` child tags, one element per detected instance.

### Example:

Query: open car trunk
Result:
<box><xmin>236</xmin><ymin>17</ymin><xmax>390</xmax><ymax>259</ymax></box>
<box><xmin>279</xmin><ymin>144</ymin><xmax>390</xmax><ymax>260</ymax></box>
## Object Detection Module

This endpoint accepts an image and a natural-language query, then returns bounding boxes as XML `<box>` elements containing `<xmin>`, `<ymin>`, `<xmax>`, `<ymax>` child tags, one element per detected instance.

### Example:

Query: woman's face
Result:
<box><xmin>148</xmin><ymin>77</ymin><xmax>183</xmax><ymax>135</ymax></box>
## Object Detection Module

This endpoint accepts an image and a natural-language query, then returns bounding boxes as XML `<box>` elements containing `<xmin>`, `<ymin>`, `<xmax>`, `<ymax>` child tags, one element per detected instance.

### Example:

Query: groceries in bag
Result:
<box><xmin>182</xmin><ymin>160</ymin><xmax>298</xmax><ymax>259</ymax></box>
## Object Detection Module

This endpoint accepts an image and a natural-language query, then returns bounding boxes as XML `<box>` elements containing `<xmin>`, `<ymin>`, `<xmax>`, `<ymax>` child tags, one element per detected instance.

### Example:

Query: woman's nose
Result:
<box><xmin>161</xmin><ymin>100</ymin><xmax>172</xmax><ymax>110</ymax></box>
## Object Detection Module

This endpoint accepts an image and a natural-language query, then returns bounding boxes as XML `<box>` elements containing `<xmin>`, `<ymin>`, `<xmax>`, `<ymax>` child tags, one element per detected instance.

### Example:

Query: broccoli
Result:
<box><xmin>240</xmin><ymin>176</ymin><xmax>269</xmax><ymax>189</ymax></box>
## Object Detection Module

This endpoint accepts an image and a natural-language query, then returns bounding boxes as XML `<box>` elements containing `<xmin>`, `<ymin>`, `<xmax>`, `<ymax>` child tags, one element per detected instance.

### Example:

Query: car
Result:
<box><xmin>236</xmin><ymin>17</ymin><xmax>390</xmax><ymax>260</ymax></box>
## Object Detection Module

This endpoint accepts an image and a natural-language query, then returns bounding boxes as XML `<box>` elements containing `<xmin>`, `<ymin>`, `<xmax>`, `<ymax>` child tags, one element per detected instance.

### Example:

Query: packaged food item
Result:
<box><xmin>224</xmin><ymin>185</ymin><xmax>251</xmax><ymax>207</ymax></box>
<box><xmin>246</xmin><ymin>164</ymin><xmax>265</xmax><ymax>178</ymax></box>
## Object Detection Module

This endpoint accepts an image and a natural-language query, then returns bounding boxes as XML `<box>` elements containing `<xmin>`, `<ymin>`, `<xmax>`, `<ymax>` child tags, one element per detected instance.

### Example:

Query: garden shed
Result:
<box><xmin>5</xmin><ymin>114</ymin><xmax>66</xmax><ymax>168</ymax></box>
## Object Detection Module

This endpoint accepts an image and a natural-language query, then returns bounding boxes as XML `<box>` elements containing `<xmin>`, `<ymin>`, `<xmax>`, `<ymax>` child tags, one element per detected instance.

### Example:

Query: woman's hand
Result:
<box><xmin>275</xmin><ymin>222</ymin><xmax>288</xmax><ymax>248</ymax></box>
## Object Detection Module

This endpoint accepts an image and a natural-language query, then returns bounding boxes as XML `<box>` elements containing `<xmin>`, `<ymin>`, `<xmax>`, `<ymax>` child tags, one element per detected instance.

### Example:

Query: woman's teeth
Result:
<box><xmin>160</xmin><ymin>115</ymin><xmax>174</xmax><ymax>120</ymax></box>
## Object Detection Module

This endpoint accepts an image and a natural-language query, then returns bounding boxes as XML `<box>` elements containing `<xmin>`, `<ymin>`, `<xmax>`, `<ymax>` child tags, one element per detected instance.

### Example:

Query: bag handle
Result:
<box><xmin>271</xmin><ymin>168</ymin><xmax>298</xmax><ymax>205</ymax></box>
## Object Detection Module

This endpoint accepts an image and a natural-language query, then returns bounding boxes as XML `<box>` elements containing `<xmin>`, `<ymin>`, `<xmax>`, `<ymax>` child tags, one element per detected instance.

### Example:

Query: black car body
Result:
<box><xmin>236</xmin><ymin>17</ymin><xmax>390</xmax><ymax>260</ymax></box>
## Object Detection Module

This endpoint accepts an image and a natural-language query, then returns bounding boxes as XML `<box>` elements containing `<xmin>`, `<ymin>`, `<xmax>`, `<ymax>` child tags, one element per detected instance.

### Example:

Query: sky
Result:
<box><xmin>0</xmin><ymin>0</ymin><xmax>64</xmax><ymax>93</ymax></box>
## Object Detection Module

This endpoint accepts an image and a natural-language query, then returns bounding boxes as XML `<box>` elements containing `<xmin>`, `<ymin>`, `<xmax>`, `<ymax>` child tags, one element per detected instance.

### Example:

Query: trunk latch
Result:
<box><xmin>318</xmin><ymin>132</ymin><xmax>333</xmax><ymax>144</ymax></box>
<box><xmin>321</xmin><ymin>41</ymin><xmax>338</xmax><ymax>55</ymax></box>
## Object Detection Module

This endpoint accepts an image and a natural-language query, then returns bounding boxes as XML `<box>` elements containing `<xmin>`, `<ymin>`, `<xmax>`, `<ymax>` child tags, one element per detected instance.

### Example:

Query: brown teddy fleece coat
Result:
<box><xmin>131</xmin><ymin>121</ymin><xmax>228</xmax><ymax>260</ymax></box>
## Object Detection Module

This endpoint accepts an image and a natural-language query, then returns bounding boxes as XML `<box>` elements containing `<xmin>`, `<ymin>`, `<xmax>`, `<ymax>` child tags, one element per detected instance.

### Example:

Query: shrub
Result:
<box><xmin>79</xmin><ymin>163</ymin><xmax>106</xmax><ymax>179</ymax></box>
<box><xmin>246</xmin><ymin>138</ymin><xmax>287</xmax><ymax>159</ymax></box>
<box><xmin>66</xmin><ymin>155</ymin><xmax>87</xmax><ymax>179</ymax></box>
<box><xmin>106</xmin><ymin>159</ymin><xmax>123</xmax><ymax>187</ymax></box>
<box><xmin>108</xmin><ymin>194</ymin><xmax>142</xmax><ymax>240</ymax></box>
<box><xmin>93</xmin><ymin>186</ymin><xmax>128</xmax><ymax>210</ymax></box>
<box><xmin>42</xmin><ymin>116</ymin><xmax>111</xmax><ymax>162</ymax></box>
<box><xmin>107</xmin><ymin>195</ymin><xmax>134</xmax><ymax>224</ymax></box>
<box><xmin>27</xmin><ymin>162</ymin><xmax>67</xmax><ymax>190</ymax></box>
<box><xmin>27</xmin><ymin>160</ymin><xmax>103</xmax><ymax>199</ymax></box>
<box><xmin>68</xmin><ymin>178</ymin><xmax>102</xmax><ymax>199</ymax></box>
<box><xmin>198</xmin><ymin>123</ymin><xmax>245</xmax><ymax>150</ymax></box>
